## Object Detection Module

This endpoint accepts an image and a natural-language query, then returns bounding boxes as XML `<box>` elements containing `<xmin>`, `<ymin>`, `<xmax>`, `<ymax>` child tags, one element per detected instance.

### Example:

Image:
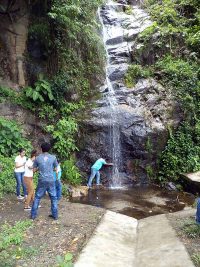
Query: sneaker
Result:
<box><xmin>48</xmin><ymin>214</ymin><xmax>58</xmax><ymax>220</ymax></box>
<box><xmin>38</xmin><ymin>205</ymin><xmax>41</xmax><ymax>208</ymax></box>
<box><xmin>17</xmin><ymin>195</ymin><xmax>24</xmax><ymax>200</ymax></box>
<box><xmin>24</xmin><ymin>206</ymin><xmax>31</xmax><ymax>211</ymax></box>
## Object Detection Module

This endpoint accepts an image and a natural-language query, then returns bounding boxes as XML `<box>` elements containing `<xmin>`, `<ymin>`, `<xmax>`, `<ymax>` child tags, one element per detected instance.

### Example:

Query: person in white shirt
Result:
<box><xmin>24</xmin><ymin>150</ymin><xmax>37</xmax><ymax>211</ymax></box>
<box><xmin>14</xmin><ymin>148</ymin><xmax>27</xmax><ymax>200</ymax></box>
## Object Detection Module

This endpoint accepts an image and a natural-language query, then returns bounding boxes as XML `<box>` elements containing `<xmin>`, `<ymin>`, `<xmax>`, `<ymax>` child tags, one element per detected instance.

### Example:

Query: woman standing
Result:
<box><xmin>14</xmin><ymin>148</ymin><xmax>27</xmax><ymax>200</ymax></box>
<box><xmin>24</xmin><ymin>150</ymin><xmax>37</xmax><ymax>211</ymax></box>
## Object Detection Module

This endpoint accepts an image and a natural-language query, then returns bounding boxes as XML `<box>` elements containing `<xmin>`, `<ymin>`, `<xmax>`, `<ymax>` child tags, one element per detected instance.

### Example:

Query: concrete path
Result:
<box><xmin>75</xmin><ymin>211</ymin><xmax>194</xmax><ymax>267</ymax></box>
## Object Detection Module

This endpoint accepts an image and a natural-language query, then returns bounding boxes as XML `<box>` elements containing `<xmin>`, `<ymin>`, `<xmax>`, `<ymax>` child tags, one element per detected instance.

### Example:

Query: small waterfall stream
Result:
<box><xmin>98</xmin><ymin>2</ymin><xmax>122</xmax><ymax>188</ymax></box>
<box><xmin>98</xmin><ymin>1</ymin><xmax>151</xmax><ymax>187</ymax></box>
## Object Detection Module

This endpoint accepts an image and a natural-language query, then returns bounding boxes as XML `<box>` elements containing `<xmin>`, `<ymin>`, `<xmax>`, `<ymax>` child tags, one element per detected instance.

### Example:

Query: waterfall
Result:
<box><xmin>98</xmin><ymin>2</ymin><xmax>123</xmax><ymax>188</ymax></box>
<box><xmin>96</xmin><ymin>0</ymin><xmax>152</xmax><ymax>187</ymax></box>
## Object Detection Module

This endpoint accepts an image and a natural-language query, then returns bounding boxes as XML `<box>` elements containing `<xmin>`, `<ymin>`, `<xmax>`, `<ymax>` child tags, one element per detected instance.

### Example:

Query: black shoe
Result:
<box><xmin>48</xmin><ymin>214</ymin><xmax>58</xmax><ymax>220</ymax></box>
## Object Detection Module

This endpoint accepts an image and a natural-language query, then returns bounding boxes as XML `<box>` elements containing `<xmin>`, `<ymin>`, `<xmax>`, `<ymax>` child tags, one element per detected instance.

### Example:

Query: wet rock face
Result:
<box><xmin>77</xmin><ymin>1</ymin><xmax>181</xmax><ymax>184</ymax></box>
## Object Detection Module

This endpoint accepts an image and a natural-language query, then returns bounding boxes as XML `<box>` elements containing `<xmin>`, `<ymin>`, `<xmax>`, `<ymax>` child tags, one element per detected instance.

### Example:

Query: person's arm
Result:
<box><xmin>53</xmin><ymin>158</ymin><xmax>59</xmax><ymax>178</ymax></box>
<box><xmin>105</xmin><ymin>163</ymin><xmax>113</xmax><ymax>166</ymax></box>
<box><xmin>33</xmin><ymin>158</ymin><xmax>38</xmax><ymax>173</ymax></box>
<box><xmin>103</xmin><ymin>159</ymin><xmax>113</xmax><ymax>166</ymax></box>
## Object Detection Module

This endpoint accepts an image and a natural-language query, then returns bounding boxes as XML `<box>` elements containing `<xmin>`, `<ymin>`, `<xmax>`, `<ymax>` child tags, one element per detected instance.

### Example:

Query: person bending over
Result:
<box><xmin>87</xmin><ymin>158</ymin><xmax>113</xmax><ymax>188</ymax></box>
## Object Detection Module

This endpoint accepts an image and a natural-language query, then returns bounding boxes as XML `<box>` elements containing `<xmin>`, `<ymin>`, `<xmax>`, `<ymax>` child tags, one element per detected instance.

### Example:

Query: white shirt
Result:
<box><xmin>14</xmin><ymin>155</ymin><xmax>26</xmax><ymax>173</ymax></box>
<box><xmin>24</xmin><ymin>158</ymin><xmax>34</xmax><ymax>177</ymax></box>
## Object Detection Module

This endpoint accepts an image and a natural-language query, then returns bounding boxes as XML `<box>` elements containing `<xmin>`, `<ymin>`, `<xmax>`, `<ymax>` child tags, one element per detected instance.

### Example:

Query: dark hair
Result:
<box><xmin>41</xmin><ymin>142</ymin><xmax>51</xmax><ymax>152</ymax></box>
<box><xmin>31</xmin><ymin>150</ymin><xmax>37</xmax><ymax>158</ymax></box>
<box><xmin>19</xmin><ymin>148</ymin><xmax>25</xmax><ymax>153</ymax></box>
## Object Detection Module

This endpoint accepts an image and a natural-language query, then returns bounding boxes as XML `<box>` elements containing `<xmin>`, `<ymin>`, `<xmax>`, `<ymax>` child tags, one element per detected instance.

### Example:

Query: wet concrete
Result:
<box><xmin>71</xmin><ymin>185</ymin><xmax>195</xmax><ymax>219</ymax></box>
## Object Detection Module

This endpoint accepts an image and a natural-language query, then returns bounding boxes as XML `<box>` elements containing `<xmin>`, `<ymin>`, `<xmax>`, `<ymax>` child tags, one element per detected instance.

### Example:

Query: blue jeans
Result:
<box><xmin>14</xmin><ymin>172</ymin><xmax>27</xmax><ymax>196</ymax></box>
<box><xmin>196</xmin><ymin>198</ymin><xmax>200</xmax><ymax>224</ymax></box>
<box><xmin>31</xmin><ymin>181</ymin><xmax>58</xmax><ymax>219</ymax></box>
<box><xmin>87</xmin><ymin>168</ymin><xmax>100</xmax><ymax>187</ymax></box>
<box><xmin>55</xmin><ymin>180</ymin><xmax>62</xmax><ymax>201</ymax></box>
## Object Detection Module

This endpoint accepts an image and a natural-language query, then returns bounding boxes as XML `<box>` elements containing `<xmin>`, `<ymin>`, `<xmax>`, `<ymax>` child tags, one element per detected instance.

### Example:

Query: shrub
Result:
<box><xmin>61</xmin><ymin>158</ymin><xmax>82</xmax><ymax>186</ymax></box>
<box><xmin>124</xmin><ymin>64</ymin><xmax>152</xmax><ymax>87</ymax></box>
<box><xmin>25</xmin><ymin>77</ymin><xmax>54</xmax><ymax>102</ymax></box>
<box><xmin>0</xmin><ymin>156</ymin><xmax>16</xmax><ymax>197</ymax></box>
<box><xmin>0</xmin><ymin>117</ymin><xmax>32</xmax><ymax>157</ymax></box>
<box><xmin>46</xmin><ymin>117</ymin><xmax>78</xmax><ymax>159</ymax></box>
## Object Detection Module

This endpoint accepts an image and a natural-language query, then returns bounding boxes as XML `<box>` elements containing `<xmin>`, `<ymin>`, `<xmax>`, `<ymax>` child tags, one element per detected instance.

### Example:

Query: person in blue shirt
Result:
<box><xmin>53</xmin><ymin>160</ymin><xmax>62</xmax><ymax>201</ymax></box>
<box><xmin>31</xmin><ymin>142</ymin><xmax>58</xmax><ymax>220</ymax></box>
<box><xmin>87</xmin><ymin>158</ymin><xmax>113</xmax><ymax>188</ymax></box>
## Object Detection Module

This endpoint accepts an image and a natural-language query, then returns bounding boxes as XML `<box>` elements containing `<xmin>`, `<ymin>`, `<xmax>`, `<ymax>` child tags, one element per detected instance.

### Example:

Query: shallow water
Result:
<box><xmin>71</xmin><ymin>185</ymin><xmax>195</xmax><ymax>219</ymax></box>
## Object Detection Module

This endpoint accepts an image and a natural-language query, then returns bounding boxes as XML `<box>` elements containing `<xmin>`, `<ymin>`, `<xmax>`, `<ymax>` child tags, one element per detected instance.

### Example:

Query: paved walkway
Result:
<box><xmin>75</xmin><ymin>211</ymin><xmax>194</xmax><ymax>267</ymax></box>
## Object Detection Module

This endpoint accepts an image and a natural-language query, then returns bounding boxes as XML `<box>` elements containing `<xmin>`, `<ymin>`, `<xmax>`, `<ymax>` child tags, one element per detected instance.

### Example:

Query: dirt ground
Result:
<box><xmin>0</xmin><ymin>195</ymin><xmax>199</xmax><ymax>267</ymax></box>
<box><xmin>0</xmin><ymin>195</ymin><xmax>105</xmax><ymax>267</ymax></box>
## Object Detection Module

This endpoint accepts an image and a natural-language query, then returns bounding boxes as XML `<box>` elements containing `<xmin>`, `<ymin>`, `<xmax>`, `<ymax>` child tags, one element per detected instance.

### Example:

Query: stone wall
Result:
<box><xmin>0</xmin><ymin>0</ymin><xmax>29</xmax><ymax>86</ymax></box>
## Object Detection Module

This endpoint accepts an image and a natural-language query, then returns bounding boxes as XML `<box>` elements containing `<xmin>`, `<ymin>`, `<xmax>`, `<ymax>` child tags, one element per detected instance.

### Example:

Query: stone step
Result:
<box><xmin>75</xmin><ymin>212</ymin><xmax>194</xmax><ymax>267</ymax></box>
<box><xmin>136</xmin><ymin>214</ymin><xmax>194</xmax><ymax>267</ymax></box>
<box><xmin>74</xmin><ymin>211</ymin><xmax>138</xmax><ymax>267</ymax></box>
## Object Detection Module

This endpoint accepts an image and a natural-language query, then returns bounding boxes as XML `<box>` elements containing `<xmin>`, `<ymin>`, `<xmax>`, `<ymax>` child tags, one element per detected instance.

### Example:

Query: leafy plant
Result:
<box><xmin>46</xmin><ymin>117</ymin><xmax>78</xmax><ymax>159</ymax></box>
<box><xmin>0</xmin><ymin>156</ymin><xmax>15</xmax><ymax>197</ymax></box>
<box><xmin>0</xmin><ymin>220</ymin><xmax>34</xmax><ymax>266</ymax></box>
<box><xmin>56</xmin><ymin>252</ymin><xmax>73</xmax><ymax>267</ymax></box>
<box><xmin>0</xmin><ymin>117</ymin><xmax>32</xmax><ymax>157</ymax></box>
<box><xmin>124</xmin><ymin>64</ymin><xmax>152</xmax><ymax>87</ymax></box>
<box><xmin>62</xmin><ymin>158</ymin><xmax>82</xmax><ymax>186</ymax></box>
<box><xmin>25</xmin><ymin>78</ymin><xmax>54</xmax><ymax>102</ymax></box>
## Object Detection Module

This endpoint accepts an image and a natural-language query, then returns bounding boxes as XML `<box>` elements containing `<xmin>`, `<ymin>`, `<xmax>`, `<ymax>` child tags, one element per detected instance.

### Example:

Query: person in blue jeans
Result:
<box><xmin>53</xmin><ymin>160</ymin><xmax>62</xmax><ymax>201</ymax></box>
<box><xmin>31</xmin><ymin>142</ymin><xmax>58</xmax><ymax>220</ymax></box>
<box><xmin>196</xmin><ymin>198</ymin><xmax>200</xmax><ymax>224</ymax></box>
<box><xmin>87</xmin><ymin>158</ymin><xmax>113</xmax><ymax>188</ymax></box>
<box><xmin>14</xmin><ymin>148</ymin><xmax>27</xmax><ymax>200</ymax></box>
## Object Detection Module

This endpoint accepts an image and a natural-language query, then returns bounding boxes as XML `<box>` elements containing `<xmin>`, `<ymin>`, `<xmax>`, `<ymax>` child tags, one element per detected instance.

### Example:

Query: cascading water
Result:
<box><xmin>95</xmin><ymin>0</ymin><xmax>152</xmax><ymax>187</ymax></box>
<box><xmin>98</xmin><ymin>2</ymin><xmax>123</xmax><ymax>188</ymax></box>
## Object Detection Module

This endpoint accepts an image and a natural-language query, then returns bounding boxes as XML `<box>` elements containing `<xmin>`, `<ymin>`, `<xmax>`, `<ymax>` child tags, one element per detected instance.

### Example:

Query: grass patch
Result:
<box><xmin>182</xmin><ymin>219</ymin><xmax>200</xmax><ymax>238</ymax></box>
<box><xmin>192</xmin><ymin>253</ymin><xmax>200</xmax><ymax>267</ymax></box>
<box><xmin>0</xmin><ymin>220</ymin><xmax>37</xmax><ymax>266</ymax></box>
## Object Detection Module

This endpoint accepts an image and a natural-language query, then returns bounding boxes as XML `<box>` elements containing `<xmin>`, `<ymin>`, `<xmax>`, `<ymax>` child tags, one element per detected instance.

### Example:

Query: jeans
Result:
<box><xmin>87</xmin><ymin>168</ymin><xmax>100</xmax><ymax>187</ymax></box>
<box><xmin>196</xmin><ymin>198</ymin><xmax>200</xmax><ymax>224</ymax></box>
<box><xmin>14</xmin><ymin>172</ymin><xmax>27</xmax><ymax>196</ymax></box>
<box><xmin>55</xmin><ymin>180</ymin><xmax>62</xmax><ymax>201</ymax></box>
<box><xmin>31</xmin><ymin>181</ymin><xmax>58</xmax><ymax>219</ymax></box>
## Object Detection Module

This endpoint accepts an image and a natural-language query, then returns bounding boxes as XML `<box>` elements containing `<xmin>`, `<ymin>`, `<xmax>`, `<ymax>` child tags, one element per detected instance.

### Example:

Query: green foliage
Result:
<box><xmin>192</xmin><ymin>253</ymin><xmax>200</xmax><ymax>266</ymax></box>
<box><xmin>25</xmin><ymin>77</ymin><xmax>54</xmax><ymax>102</ymax></box>
<box><xmin>0</xmin><ymin>156</ymin><xmax>15</xmax><ymax>197</ymax></box>
<box><xmin>46</xmin><ymin>117</ymin><xmax>78</xmax><ymax>159</ymax></box>
<box><xmin>135</xmin><ymin>0</ymin><xmax>200</xmax><ymax>184</ymax></box>
<box><xmin>124</xmin><ymin>64</ymin><xmax>152</xmax><ymax>87</ymax></box>
<box><xmin>0</xmin><ymin>117</ymin><xmax>31</xmax><ymax>157</ymax></box>
<box><xmin>48</xmin><ymin>0</ymin><xmax>105</xmax><ymax>100</ymax></box>
<box><xmin>181</xmin><ymin>219</ymin><xmax>200</xmax><ymax>238</ymax></box>
<box><xmin>158</xmin><ymin>124</ymin><xmax>200</xmax><ymax>183</ymax></box>
<box><xmin>146</xmin><ymin>164</ymin><xmax>154</xmax><ymax>179</ymax></box>
<box><xmin>61</xmin><ymin>158</ymin><xmax>82</xmax><ymax>186</ymax></box>
<box><xmin>0</xmin><ymin>220</ymin><xmax>34</xmax><ymax>266</ymax></box>
<box><xmin>155</xmin><ymin>56</ymin><xmax>200</xmax><ymax>183</ymax></box>
<box><xmin>38</xmin><ymin>104</ymin><xmax>58</xmax><ymax>123</ymax></box>
<box><xmin>56</xmin><ymin>253</ymin><xmax>73</xmax><ymax>267</ymax></box>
